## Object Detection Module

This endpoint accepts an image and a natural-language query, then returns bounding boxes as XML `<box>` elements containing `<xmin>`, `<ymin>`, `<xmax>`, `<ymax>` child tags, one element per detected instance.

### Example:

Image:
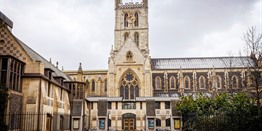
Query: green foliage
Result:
<box><xmin>177</xmin><ymin>93</ymin><xmax>262</xmax><ymax>130</ymax></box>
<box><xmin>0</xmin><ymin>86</ymin><xmax>9</xmax><ymax>131</ymax></box>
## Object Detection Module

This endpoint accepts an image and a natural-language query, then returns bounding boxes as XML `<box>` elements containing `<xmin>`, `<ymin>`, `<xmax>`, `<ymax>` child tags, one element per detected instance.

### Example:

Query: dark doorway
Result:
<box><xmin>122</xmin><ymin>113</ymin><xmax>136</xmax><ymax>130</ymax></box>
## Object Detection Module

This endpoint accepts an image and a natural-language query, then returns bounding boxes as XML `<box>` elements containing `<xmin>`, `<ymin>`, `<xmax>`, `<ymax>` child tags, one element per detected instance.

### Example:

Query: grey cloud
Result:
<box><xmin>1</xmin><ymin>0</ymin><xmax>260</xmax><ymax>69</ymax></box>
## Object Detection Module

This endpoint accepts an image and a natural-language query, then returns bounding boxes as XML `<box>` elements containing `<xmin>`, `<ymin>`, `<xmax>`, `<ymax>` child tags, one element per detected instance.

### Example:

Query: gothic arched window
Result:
<box><xmin>184</xmin><ymin>76</ymin><xmax>190</xmax><ymax>89</ymax></box>
<box><xmin>155</xmin><ymin>76</ymin><xmax>162</xmax><ymax>89</ymax></box>
<box><xmin>120</xmin><ymin>71</ymin><xmax>139</xmax><ymax>100</ymax></box>
<box><xmin>169</xmin><ymin>76</ymin><xmax>176</xmax><ymax>89</ymax></box>
<box><xmin>232</xmin><ymin>75</ymin><xmax>239</xmax><ymax>88</ymax></box>
<box><xmin>124</xmin><ymin>13</ymin><xmax>128</xmax><ymax>27</ymax></box>
<box><xmin>124</xmin><ymin>32</ymin><xmax>129</xmax><ymax>41</ymax></box>
<box><xmin>216</xmin><ymin>76</ymin><xmax>222</xmax><ymax>89</ymax></box>
<box><xmin>104</xmin><ymin>79</ymin><xmax>107</xmax><ymax>92</ymax></box>
<box><xmin>91</xmin><ymin>80</ymin><xmax>95</xmax><ymax>92</ymax></box>
<box><xmin>134</xmin><ymin>32</ymin><xmax>139</xmax><ymax>46</ymax></box>
<box><xmin>134</xmin><ymin>12</ymin><xmax>139</xmax><ymax>26</ymax></box>
<box><xmin>199</xmin><ymin>76</ymin><xmax>206</xmax><ymax>89</ymax></box>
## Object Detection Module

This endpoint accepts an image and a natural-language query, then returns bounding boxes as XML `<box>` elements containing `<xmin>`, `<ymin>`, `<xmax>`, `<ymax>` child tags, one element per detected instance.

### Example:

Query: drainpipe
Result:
<box><xmin>37</xmin><ymin>78</ymin><xmax>42</xmax><ymax>131</ymax></box>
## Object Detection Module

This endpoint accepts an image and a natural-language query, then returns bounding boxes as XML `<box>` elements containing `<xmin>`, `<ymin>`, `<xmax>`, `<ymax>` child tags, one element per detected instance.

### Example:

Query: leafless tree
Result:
<box><xmin>241</xmin><ymin>26</ymin><xmax>262</xmax><ymax>114</ymax></box>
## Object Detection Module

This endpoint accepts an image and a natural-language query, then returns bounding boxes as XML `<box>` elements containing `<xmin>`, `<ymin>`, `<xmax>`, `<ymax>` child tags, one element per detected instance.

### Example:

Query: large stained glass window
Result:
<box><xmin>120</xmin><ymin>71</ymin><xmax>139</xmax><ymax>100</ymax></box>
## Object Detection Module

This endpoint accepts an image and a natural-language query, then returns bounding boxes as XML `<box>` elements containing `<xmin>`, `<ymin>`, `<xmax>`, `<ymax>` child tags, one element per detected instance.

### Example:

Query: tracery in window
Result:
<box><xmin>169</xmin><ymin>76</ymin><xmax>176</xmax><ymax>89</ymax></box>
<box><xmin>124</xmin><ymin>32</ymin><xmax>129</xmax><ymax>41</ymax></box>
<box><xmin>134</xmin><ymin>32</ymin><xmax>139</xmax><ymax>46</ymax></box>
<box><xmin>134</xmin><ymin>12</ymin><xmax>139</xmax><ymax>26</ymax></box>
<box><xmin>184</xmin><ymin>76</ymin><xmax>190</xmax><ymax>89</ymax></box>
<box><xmin>126</xmin><ymin>51</ymin><xmax>133</xmax><ymax>62</ymax></box>
<box><xmin>124</xmin><ymin>13</ymin><xmax>128</xmax><ymax>27</ymax></box>
<box><xmin>199</xmin><ymin>76</ymin><xmax>206</xmax><ymax>89</ymax></box>
<box><xmin>120</xmin><ymin>71</ymin><xmax>139</xmax><ymax>100</ymax></box>
<box><xmin>155</xmin><ymin>76</ymin><xmax>162</xmax><ymax>89</ymax></box>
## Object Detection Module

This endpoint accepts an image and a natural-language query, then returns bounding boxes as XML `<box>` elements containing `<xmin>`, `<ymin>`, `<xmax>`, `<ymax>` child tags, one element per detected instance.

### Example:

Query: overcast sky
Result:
<box><xmin>1</xmin><ymin>0</ymin><xmax>261</xmax><ymax>70</ymax></box>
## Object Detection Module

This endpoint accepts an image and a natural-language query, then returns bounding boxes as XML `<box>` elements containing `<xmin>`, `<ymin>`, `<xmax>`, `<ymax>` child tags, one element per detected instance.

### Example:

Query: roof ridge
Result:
<box><xmin>151</xmin><ymin>56</ymin><xmax>249</xmax><ymax>60</ymax></box>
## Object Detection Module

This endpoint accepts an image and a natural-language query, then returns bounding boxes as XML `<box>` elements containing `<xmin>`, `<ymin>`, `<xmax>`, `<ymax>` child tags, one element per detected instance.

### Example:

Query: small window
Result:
<box><xmin>108</xmin><ymin>102</ymin><xmax>112</xmax><ymax>109</ymax></box>
<box><xmin>169</xmin><ymin>76</ymin><xmax>176</xmax><ymax>89</ymax></box>
<box><xmin>155</xmin><ymin>101</ymin><xmax>160</xmax><ymax>109</ymax></box>
<box><xmin>116</xmin><ymin>102</ymin><xmax>118</xmax><ymax>109</ymax></box>
<box><xmin>155</xmin><ymin>76</ymin><xmax>162</xmax><ymax>89</ymax></box>
<box><xmin>134</xmin><ymin>32</ymin><xmax>139</xmax><ymax>46</ymax></box>
<box><xmin>73</xmin><ymin>118</ymin><xmax>80</xmax><ymax>130</ymax></box>
<box><xmin>166</xmin><ymin>118</ymin><xmax>171</xmax><ymax>127</ymax></box>
<box><xmin>104</xmin><ymin>79</ymin><xmax>107</xmax><ymax>92</ymax></box>
<box><xmin>60</xmin><ymin>115</ymin><xmax>64</xmax><ymax>130</ymax></box>
<box><xmin>165</xmin><ymin>101</ymin><xmax>170</xmax><ymax>109</ymax></box>
<box><xmin>124</xmin><ymin>13</ymin><xmax>128</xmax><ymax>27</ymax></box>
<box><xmin>199</xmin><ymin>76</ymin><xmax>206</xmax><ymax>89</ymax></box>
<box><xmin>90</xmin><ymin>102</ymin><xmax>93</xmax><ymax>110</ymax></box>
<box><xmin>47</xmin><ymin>82</ymin><xmax>51</xmax><ymax>97</ymax></box>
<box><xmin>216</xmin><ymin>76</ymin><xmax>222</xmax><ymax>89</ymax></box>
<box><xmin>124</xmin><ymin>32</ymin><xmax>129</xmax><ymax>41</ymax></box>
<box><xmin>122</xmin><ymin>102</ymin><xmax>136</xmax><ymax>109</ymax></box>
<box><xmin>134</xmin><ymin>12</ymin><xmax>139</xmax><ymax>26</ymax></box>
<box><xmin>156</xmin><ymin>118</ymin><xmax>161</xmax><ymax>127</ymax></box>
<box><xmin>108</xmin><ymin>119</ymin><xmax>111</xmax><ymax>127</ymax></box>
<box><xmin>232</xmin><ymin>76</ymin><xmax>239</xmax><ymax>88</ymax></box>
<box><xmin>99</xmin><ymin>118</ymin><xmax>105</xmax><ymax>129</ymax></box>
<box><xmin>91</xmin><ymin>80</ymin><xmax>95</xmax><ymax>92</ymax></box>
<box><xmin>140</xmin><ymin>102</ymin><xmax>142</xmax><ymax>109</ymax></box>
<box><xmin>126</xmin><ymin>51</ymin><xmax>133</xmax><ymax>62</ymax></box>
<box><xmin>184</xmin><ymin>76</ymin><xmax>190</xmax><ymax>89</ymax></box>
<box><xmin>60</xmin><ymin>89</ymin><xmax>63</xmax><ymax>101</ymax></box>
<box><xmin>46</xmin><ymin>114</ymin><xmax>52</xmax><ymax>131</ymax></box>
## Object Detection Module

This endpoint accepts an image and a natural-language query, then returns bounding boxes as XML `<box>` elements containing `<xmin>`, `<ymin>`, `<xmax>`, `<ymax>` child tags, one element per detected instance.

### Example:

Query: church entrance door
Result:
<box><xmin>122</xmin><ymin>113</ymin><xmax>136</xmax><ymax>131</ymax></box>
<box><xmin>124</xmin><ymin>118</ymin><xmax>135</xmax><ymax>130</ymax></box>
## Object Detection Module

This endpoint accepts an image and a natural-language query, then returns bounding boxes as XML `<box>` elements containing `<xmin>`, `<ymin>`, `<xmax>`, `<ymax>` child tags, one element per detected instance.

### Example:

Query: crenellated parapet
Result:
<box><xmin>115</xmin><ymin>0</ymin><xmax>148</xmax><ymax>9</ymax></box>
<box><xmin>118</xmin><ymin>2</ymin><xmax>144</xmax><ymax>9</ymax></box>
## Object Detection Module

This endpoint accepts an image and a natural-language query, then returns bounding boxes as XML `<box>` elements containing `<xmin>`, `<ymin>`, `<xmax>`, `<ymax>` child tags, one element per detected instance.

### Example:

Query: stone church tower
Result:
<box><xmin>108</xmin><ymin>0</ymin><xmax>152</xmax><ymax>97</ymax></box>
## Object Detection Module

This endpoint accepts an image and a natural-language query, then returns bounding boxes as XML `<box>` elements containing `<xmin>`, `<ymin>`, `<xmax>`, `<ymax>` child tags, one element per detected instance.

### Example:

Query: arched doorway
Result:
<box><xmin>119</xmin><ymin>69</ymin><xmax>140</xmax><ymax>100</ymax></box>
<box><xmin>122</xmin><ymin>113</ymin><xmax>136</xmax><ymax>130</ymax></box>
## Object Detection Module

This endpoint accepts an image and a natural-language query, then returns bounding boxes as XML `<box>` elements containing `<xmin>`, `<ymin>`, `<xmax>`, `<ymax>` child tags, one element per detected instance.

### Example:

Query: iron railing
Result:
<box><xmin>2</xmin><ymin>112</ymin><xmax>70</xmax><ymax>131</ymax></box>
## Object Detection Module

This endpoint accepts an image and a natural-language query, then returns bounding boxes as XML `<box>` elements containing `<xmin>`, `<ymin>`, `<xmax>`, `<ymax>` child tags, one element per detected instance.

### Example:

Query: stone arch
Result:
<box><xmin>155</xmin><ymin>76</ymin><xmax>162</xmax><ymax>90</ymax></box>
<box><xmin>122</xmin><ymin>113</ymin><xmax>136</xmax><ymax>130</ymax></box>
<box><xmin>184</xmin><ymin>76</ymin><xmax>191</xmax><ymax>89</ymax></box>
<box><xmin>231</xmin><ymin>75</ymin><xmax>239</xmax><ymax>88</ymax></box>
<box><xmin>119</xmin><ymin>69</ymin><xmax>140</xmax><ymax>99</ymax></box>
<box><xmin>169</xmin><ymin>76</ymin><xmax>176</xmax><ymax>89</ymax></box>
<box><xmin>124</xmin><ymin>13</ymin><xmax>128</xmax><ymax>27</ymax></box>
<box><xmin>216</xmin><ymin>75</ymin><xmax>222</xmax><ymax>89</ymax></box>
<box><xmin>199</xmin><ymin>75</ymin><xmax>206</xmax><ymax>89</ymax></box>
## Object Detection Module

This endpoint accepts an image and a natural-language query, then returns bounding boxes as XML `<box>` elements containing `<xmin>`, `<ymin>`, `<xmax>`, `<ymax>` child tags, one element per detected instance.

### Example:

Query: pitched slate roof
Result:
<box><xmin>151</xmin><ymin>56</ymin><xmax>254</xmax><ymax>70</ymax></box>
<box><xmin>16</xmin><ymin>38</ymin><xmax>71</xmax><ymax>81</ymax></box>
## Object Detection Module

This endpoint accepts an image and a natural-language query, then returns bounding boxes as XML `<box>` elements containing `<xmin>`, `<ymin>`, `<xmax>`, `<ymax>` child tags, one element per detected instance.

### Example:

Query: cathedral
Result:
<box><xmin>0</xmin><ymin>0</ymin><xmax>259</xmax><ymax>131</ymax></box>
